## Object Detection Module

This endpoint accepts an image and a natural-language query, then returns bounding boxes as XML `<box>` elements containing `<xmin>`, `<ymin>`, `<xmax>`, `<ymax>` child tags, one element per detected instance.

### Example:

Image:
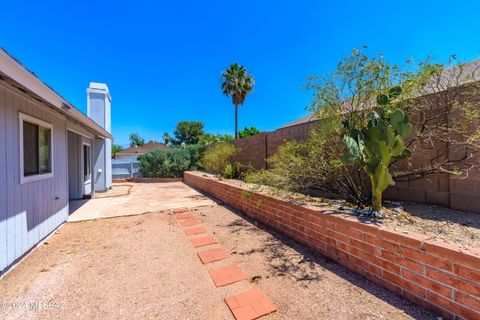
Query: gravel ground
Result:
<box><xmin>0</xmin><ymin>213</ymin><xmax>234</xmax><ymax>320</ymax></box>
<box><xmin>0</xmin><ymin>204</ymin><xmax>436</xmax><ymax>320</ymax></box>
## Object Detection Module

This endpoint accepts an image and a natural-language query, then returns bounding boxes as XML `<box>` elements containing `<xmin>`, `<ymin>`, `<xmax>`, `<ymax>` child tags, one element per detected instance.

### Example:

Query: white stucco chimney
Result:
<box><xmin>87</xmin><ymin>82</ymin><xmax>112</xmax><ymax>191</ymax></box>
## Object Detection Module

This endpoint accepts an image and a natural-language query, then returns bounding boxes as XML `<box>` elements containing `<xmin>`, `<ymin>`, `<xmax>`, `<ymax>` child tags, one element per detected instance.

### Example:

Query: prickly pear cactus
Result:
<box><xmin>341</xmin><ymin>88</ymin><xmax>412</xmax><ymax>211</ymax></box>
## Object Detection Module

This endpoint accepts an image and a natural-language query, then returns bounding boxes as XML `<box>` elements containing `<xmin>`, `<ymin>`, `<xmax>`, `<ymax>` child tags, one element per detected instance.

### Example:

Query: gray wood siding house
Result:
<box><xmin>0</xmin><ymin>49</ymin><xmax>112</xmax><ymax>275</ymax></box>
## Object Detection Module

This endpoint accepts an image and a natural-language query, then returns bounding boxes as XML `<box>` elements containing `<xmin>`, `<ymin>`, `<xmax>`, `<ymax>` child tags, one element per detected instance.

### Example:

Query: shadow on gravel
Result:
<box><xmin>223</xmin><ymin>218</ymin><xmax>323</xmax><ymax>285</ymax></box>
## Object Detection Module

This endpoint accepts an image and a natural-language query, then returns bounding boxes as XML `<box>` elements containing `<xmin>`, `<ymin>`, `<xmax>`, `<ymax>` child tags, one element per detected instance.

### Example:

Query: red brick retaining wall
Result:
<box><xmin>184</xmin><ymin>172</ymin><xmax>480</xmax><ymax>319</ymax></box>
<box><xmin>124</xmin><ymin>177</ymin><xmax>182</xmax><ymax>183</ymax></box>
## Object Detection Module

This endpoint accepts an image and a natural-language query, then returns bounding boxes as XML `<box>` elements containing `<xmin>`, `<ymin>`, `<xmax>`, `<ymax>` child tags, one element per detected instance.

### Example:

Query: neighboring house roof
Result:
<box><xmin>279</xmin><ymin>113</ymin><xmax>317</xmax><ymax>129</ymax></box>
<box><xmin>0</xmin><ymin>48</ymin><xmax>111</xmax><ymax>139</ymax></box>
<box><xmin>114</xmin><ymin>141</ymin><xmax>169</xmax><ymax>157</ymax></box>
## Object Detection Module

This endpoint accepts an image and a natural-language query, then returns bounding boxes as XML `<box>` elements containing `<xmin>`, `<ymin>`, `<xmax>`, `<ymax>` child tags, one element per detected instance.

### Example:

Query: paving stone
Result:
<box><xmin>208</xmin><ymin>264</ymin><xmax>247</xmax><ymax>287</ymax></box>
<box><xmin>185</xmin><ymin>226</ymin><xmax>208</xmax><ymax>236</ymax></box>
<box><xmin>191</xmin><ymin>236</ymin><xmax>217</xmax><ymax>248</ymax></box>
<box><xmin>225</xmin><ymin>289</ymin><xmax>277</xmax><ymax>320</ymax></box>
<box><xmin>197</xmin><ymin>247</ymin><xmax>230</xmax><ymax>264</ymax></box>
<box><xmin>174</xmin><ymin>212</ymin><xmax>194</xmax><ymax>220</ymax></box>
<box><xmin>173</xmin><ymin>207</ymin><xmax>190</xmax><ymax>213</ymax></box>
<box><xmin>179</xmin><ymin>218</ymin><xmax>201</xmax><ymax>227</ymax></box>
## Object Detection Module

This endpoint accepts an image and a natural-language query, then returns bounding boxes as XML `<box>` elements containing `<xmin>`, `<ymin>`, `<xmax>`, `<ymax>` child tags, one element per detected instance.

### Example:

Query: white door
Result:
<box><xmin>82</xmin><ymin>143</ymin><xmax>92</xmax><ymax>196</ymax></box>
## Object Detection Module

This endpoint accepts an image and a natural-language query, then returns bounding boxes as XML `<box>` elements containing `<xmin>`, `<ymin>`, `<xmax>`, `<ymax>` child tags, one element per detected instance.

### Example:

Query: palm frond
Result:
<box><xmin>220</xmin><ymin>63</ymin><xmax>255</xmax><ymax>106</ymax></box>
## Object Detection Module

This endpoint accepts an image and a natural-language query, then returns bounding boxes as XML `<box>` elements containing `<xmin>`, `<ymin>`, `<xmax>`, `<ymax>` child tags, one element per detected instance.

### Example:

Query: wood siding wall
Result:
<box><xmin>67</xmin><ymin>131</ymin><xmax>81</xmax><ymax>200</ymax></box>
<box><xmin>0</xmin><ymin>82</ymin><xmax>69</xmax><ymax>274</ymax></box>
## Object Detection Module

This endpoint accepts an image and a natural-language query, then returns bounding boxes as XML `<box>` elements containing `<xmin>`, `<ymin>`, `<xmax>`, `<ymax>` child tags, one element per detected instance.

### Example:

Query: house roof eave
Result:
<box><xmin>0</xmin><ymin>48</ymin><xmax>112</xmax><ymax>139</ymax></box>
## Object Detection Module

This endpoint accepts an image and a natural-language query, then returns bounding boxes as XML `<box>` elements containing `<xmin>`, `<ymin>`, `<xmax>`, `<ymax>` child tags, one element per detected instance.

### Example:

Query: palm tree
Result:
<box><xmin>221</xmin><ymin>63</ymin><xmax>255</xmax><ymax>139</ymax></box>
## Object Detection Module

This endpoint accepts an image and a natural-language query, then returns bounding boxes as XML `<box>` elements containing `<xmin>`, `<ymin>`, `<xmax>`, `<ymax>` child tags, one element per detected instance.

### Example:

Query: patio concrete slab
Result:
<box><xmin>68</xmin><ymin>181</ymin><xmax>214</xmax><ymax>222</ymax></box>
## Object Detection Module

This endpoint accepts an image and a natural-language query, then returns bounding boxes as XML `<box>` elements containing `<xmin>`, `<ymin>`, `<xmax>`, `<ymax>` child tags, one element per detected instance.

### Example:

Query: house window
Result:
<box><xmin>20</xmin><ymin>113</ymin><xmax>53</xmax><ymax>183</ymax></box>
<box><xmin>83</xmin><ymin>144</ymin><xmax>91</xmax><ymax>182</ymax></box>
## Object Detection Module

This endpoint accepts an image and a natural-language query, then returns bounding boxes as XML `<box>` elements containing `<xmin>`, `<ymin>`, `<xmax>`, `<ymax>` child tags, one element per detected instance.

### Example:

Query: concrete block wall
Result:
<box><xmin>230</xmin><ymin>132</ymin><xmax>267</xmax><ymax>169</ymax></box>
<box><xmin>229</xmin><ymin>117</ymin><xmax>480</xmax><ymax>213</ymax></box>
<box><xmin>231</xmin><ymin>122</ymin><xmax>314</xmax><ymax>169</ymax></box>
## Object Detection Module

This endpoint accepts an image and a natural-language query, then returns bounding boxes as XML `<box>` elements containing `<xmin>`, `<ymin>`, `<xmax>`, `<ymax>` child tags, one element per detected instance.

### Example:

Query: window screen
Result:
<box><xmin>22</xmin><ymin>120</ymin><xmax>52</xmax><ymax>177</ymax></box>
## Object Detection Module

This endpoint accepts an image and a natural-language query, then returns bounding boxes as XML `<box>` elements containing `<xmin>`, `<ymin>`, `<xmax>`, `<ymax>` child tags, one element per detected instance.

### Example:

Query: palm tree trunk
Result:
<box><xmin>234</xmin><ymin>104</ymin><xmax>238</xmax><ymax>139</ymax></box>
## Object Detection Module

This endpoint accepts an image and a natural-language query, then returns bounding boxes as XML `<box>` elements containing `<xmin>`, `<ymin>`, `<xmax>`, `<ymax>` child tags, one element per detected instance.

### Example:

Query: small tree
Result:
<box><xmin>112</xmin><ymin>144</ymin><xmax>123</xmax><ymax>154</ymax></box>
<box><xmin>172</xmin><ymin>121</ymin><xmax>205</xmax><ymax>145</ymax></box>
<box><xmin>248</xmin><ymin>48</ymin><xmax>480</xmax><ymax>210</ymax></box>
<box><xmin>221</xmin><ymin>63</ymin><xmax>255</xmax><ymax>139</ymax></box>
<box><xmin>306</xmin><ymin>48</ymin><xmax>421</xmax><ymax>208</ymax></box>
<box><xmin>129</xmin><ymin>132</ymin><xmax>145</xmax><ymax>147</ymax></box>
<box><xmin>238</xmin><ymin>127</ymin><xmax>260</xmax><ymax>138</ymax></box>
<box><xmin>307</xmin><ymin>47</ymin><xmax>480</xmax><ymax>210</ymax></box>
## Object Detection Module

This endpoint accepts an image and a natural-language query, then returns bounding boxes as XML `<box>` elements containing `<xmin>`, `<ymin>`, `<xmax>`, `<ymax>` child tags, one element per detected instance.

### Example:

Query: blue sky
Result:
<box><xmin>2</xmin><ymin>0</ymin><xmax>480</xmax><ymax>146</ymax></box>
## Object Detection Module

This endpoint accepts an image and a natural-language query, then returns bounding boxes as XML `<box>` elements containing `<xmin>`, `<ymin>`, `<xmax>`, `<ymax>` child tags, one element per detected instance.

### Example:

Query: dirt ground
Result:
<box><xmin>0</xmin><ymin>204</ymin><xmax>436</xmax><ymax>320</ymax></box>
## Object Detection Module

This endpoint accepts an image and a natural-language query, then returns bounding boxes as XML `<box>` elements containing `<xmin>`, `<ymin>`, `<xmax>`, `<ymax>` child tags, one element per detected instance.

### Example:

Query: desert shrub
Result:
<box><xmin>200</xmin><ymin>143</ymin><xmax>240</xmax><ymax>177</ymax></box>
<box><xmin>138</xmin><ymin>148</ymin><xmax>191</xmax><ymax>178</ymax></box>
<box><xmin>245</xmin><ymin>119</ymin><xmax>366</xmax><ymax>204</ymax></box>
<box><xmin>184</xmin><ymin>144</ymin><xmax>205</xmax><ymax>170</ymax></box>
<box><xmin>223</xmin><ymin>163</ymin><xmax>240</xmax><ymax>179</ymax></box>
<box><xmin>248</xmin><ymin>49</ymin><xmax>480</xmax><ymax>210</ymax></box>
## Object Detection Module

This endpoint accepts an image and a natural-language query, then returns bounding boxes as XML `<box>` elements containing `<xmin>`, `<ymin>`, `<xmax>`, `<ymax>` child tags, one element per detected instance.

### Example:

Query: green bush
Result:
<box><xmin>138</xmin><ymin>148</ymin><xmax>191</xmax><ymax>178</ymax></box>
<box><xmin>184</xmin><ymin>144</ymin><xmax>205</xmax><ymax>170</ymax></box>
<box><xmin>245</xmin><ymin>121</ymin><xmax>366</xmax><ymax>205</ymax></box>
<box><xmin>200</xmin><ymin>143</ymin><xmax>240</xmax><ymax>177</ymax></box>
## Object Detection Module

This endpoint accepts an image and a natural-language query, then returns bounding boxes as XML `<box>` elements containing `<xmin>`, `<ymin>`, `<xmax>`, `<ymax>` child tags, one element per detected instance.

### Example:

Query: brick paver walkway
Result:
<box><xmin>174</xmin><ymin>212</ymin><xmax>194</xmax><ymax>219</ymax></box>
<box><xmin>185</xmin><ymin>226</ymin><xmax>208</xmax><ymax>236</ymax></box>
<box><xmin>175</xmin><ymin>208</ymin><xmax>278</xmax><ymax>320</ymax></box>
<box><xmin>191</xmin><ymin>235</ymin><xmax>217</xmax><ymax>247</ymax></box>
<box><xmin>225</xmin><ymin>289</ymin><xmax>277</xmax><ymax>320</ymax></box>
<box><xmin>179</xmin><ymin>218</ymin><xmax>202</xmax><ymax>227</ymax></box>
<box><xmin>208</xmin><ymin>264</ymin><xmax>248</xmax><ymax>287</ymax></box>
<box><xmin>197</xmin><ymin>247</ymin><xmax>230</xmax><ymax>264</ymax></box>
